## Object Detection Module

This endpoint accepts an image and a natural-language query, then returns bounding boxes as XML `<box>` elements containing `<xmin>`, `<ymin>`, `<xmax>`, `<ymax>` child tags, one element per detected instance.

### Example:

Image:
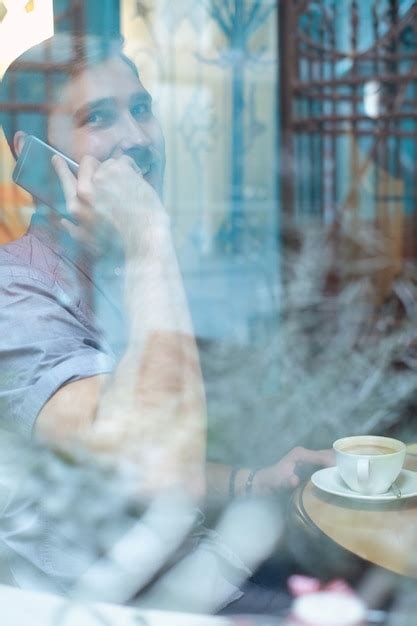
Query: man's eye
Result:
<box><xmin>84</xmin><ymin>110</ymin><xmax>115</xmax><ymax>127</ymax></box>
<box><xmin>131</xmin><ymin>103</ymin><xmax>152</xmax><ymax>119</ymax></box>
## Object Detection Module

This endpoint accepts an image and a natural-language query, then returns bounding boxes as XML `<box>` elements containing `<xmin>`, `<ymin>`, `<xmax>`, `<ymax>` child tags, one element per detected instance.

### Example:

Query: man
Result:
<box><xmin>0</xmin><ymin>31</ymin><xmax>331</xmax><ymax>489</ymax></box>
<box><xmin>0</xmin><ymin>34</ymin><xmax>206</xmax><ymax>498</ymax></box>
<box><xmin>0</xmin><ymin>33</ymin><xmax>332</xmax><ymax>605</ymax></box>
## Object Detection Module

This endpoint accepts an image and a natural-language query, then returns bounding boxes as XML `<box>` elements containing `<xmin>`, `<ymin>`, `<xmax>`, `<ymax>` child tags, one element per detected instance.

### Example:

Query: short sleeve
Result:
<box><xmin>0</xmin><ymin>272</ymin><xmax>115</xmax><ymax>437</ymax></box>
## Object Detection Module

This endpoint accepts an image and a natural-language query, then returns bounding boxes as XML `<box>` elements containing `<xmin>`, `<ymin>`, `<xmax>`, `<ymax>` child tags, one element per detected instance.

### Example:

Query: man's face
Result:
<box><xmin>48</xmin><ymin>56</ymin><xmax>166</xmax><ymax>198</ymax></box>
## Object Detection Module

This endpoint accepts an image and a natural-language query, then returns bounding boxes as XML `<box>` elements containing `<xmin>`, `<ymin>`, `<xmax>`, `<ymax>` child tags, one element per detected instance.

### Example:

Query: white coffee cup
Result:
<box><xmin>333</xmin><ymin>435</ymin><xmax>406</xmax><ymax>495</ymax></box>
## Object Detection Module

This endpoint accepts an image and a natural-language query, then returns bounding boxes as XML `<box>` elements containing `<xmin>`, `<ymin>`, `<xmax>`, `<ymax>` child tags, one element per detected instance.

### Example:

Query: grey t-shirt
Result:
<box><xmin>0</xmin><ymin>217</ymin><xmax>248</xmax><ymax>608</ymax></box>
<box><xmin>0</xmin><ymin>216</ymin><xmax>129</xmax><ymax>591</ymax></box>
<box><xmin>0</xmin><ymin>215</ymin><xmax>127</xmax><ymax>437</ymax></box>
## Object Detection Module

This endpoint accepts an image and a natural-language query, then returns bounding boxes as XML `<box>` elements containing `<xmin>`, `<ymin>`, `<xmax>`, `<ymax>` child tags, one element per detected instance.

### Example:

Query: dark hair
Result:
<box><xmin>0</xmin><ymin>33</ymin><xmax>139</xmax><ymax>158</ymax></box>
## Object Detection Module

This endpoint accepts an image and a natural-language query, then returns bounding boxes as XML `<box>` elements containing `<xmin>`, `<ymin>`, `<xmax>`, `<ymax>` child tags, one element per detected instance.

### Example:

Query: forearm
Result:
<box><xmin>206</xmin><ymin>447</ymin><xmax>336</xmax><ymax>502</ymax></box>
<box><xmin>206</xmin><ymin>462</ymin><xmax>267</xmax><ymax>503</ymax></box>
<box><xmin>39</xmin><ymin>154</ymin><xmax>206</xmax><ymax>496</ymax></box>
<box><xmin>91</xmin><ymin>220</ymin><xmax>206</xmax><ymax>497</ymax></box>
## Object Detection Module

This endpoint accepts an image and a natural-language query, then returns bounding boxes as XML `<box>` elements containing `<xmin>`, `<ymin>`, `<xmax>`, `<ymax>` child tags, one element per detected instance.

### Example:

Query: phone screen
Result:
<box><xmin>12</xmin><ymin>135</ymin><xmax>79</xmax><ymax>221</ymax></box>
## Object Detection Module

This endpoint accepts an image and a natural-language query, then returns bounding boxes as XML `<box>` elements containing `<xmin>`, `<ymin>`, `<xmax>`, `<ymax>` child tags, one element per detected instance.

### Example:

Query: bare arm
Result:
<box><xmin>36</xmin><ymin>155</ymin><xmax>206</xmax><ymax>499</ymax></box>
<box><xmin>36</xmin><ymin>376</ymin><xmax>108</xmax><ymax>441</ymax></box>
<box><xmin>206</xmin><ymin>447</ymin><xmax>335</xmax><ymax>502</ymax></box>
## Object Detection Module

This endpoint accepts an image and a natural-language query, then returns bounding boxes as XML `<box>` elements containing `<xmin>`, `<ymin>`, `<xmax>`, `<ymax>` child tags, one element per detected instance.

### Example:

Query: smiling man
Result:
<box><xmin>0</xmin><ymin>32</ymin><xmax>333</xmax><ymax>609</ymax></box>
<box><xmin>46</xmin><ymin>55</ymin><xmax>165</xmax><ymax>197</ymax></box>
<box><xmin>0</xmin><ymin>34</ymin><xmax>206</xmax><ymax>498</ymax></box>
<box><xmin>0</xmin><ymin>31</ymin><xmax>332</xmax><ymax>498</ymax></box>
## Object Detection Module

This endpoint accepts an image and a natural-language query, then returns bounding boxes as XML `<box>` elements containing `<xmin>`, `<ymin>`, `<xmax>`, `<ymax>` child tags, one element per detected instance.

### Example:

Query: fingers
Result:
<box><xmin>95</xmin><ymin>154</ymin><xmax>142</xmax><ymax>178</ymax></box>
<box><xmin>117</xmin><ymin>153</ymin><xmax>142</xmax><ymax>174</ymax></box>
<box><xmin>77</xmin><ymin>156</ymin><xmax>100</xmax><ymax>202</ymax></box>
<box><xmin>52</xmin><ymin>155</ymin><xmax>77</xmax><ymax>202</ymax></box>
<box><xmin>53</xmin><ymin>154</ymin><xmax>100</xmax><ymax>219</ymax></box>
<box><xmin>316</xmin><ymin>448</ymin><xmax>336</xmax><ymax>466</ymax></box>
<box><xmin>308</xmin><ymin>449</ymin><xmax>335</xmax><ymax>467</ymax></box>
<box><xmin>290</xmin><ymin>474</ymin><xmax>300</xmax><ymax>488</ymax></box>
<box><xmin>79</xmin><ymin>155</ymin><xmax>100</xmax><ymax>180</ymax></box>
<box><xmin>257</xmin><ymin>448</ymin><xmax>335</xmax><ymax>495</ymax></box>
<box><xmin>290</xmin><ymin>446</ymin><xmax>335</xmax><ymax>467</ymax></box>
<box><xmin>57</xmin><ymin>152</ymin><xmax>157</xmax><ymax>245</ymax></box>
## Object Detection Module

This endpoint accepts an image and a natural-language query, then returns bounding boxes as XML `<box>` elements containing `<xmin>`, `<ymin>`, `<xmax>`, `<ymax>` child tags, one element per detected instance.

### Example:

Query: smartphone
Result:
<box><xmin>12</xmin><ymin>135</ymin><xmax>79</xmax><ymax>221</ymax></box>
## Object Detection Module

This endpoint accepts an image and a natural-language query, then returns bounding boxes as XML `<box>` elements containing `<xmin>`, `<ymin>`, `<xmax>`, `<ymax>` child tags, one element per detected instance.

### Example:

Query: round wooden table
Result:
<box><xmin>300</xmin><ymin>461</ymin><xmax>417</xmax><ymax>577</ymax></box>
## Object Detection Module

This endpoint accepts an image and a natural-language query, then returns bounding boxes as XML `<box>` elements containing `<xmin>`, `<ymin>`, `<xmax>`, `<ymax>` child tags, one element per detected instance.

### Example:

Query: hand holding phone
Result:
<box><xmin>12</xmin><ymin>135</ymin><xmax>79</xmax><ymax>222</ymax></box>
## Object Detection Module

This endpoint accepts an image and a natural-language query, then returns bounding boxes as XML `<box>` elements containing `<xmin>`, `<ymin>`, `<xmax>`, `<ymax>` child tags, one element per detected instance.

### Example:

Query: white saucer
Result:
<box><xmin>311</xmin><ymin>467</ymin><xmax>417</xmax><ymax>501</ymax></box>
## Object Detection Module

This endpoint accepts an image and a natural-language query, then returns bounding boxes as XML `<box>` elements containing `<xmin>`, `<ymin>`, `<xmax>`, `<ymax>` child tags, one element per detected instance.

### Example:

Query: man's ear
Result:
<box><xmin>13</xmin><ymin>131</ymin><xmax>27</xmax><ymax>158</ymax></box>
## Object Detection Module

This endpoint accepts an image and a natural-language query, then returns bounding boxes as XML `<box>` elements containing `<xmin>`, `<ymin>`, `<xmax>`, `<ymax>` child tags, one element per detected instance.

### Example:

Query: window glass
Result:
<box><xmin>1</xmin><ymin>1</ymin><xmax>417</xmax><ymax>622</ymax></box>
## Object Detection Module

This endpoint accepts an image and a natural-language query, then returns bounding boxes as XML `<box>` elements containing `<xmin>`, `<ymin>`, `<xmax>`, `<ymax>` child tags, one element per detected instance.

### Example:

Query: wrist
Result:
<box><xmin>230</xmin><ymin>467</ymin><xmax>261</xmax><ymax>498</ymax></box>
<box><xmin>124</xmin><ymin>211</ymin><xmax>172</xmax><ymax>260</ymax></box>
<box><xmin>254</xmin><ymin>466</ymin><xmax>274</xmax><ymax>492</ymax></box>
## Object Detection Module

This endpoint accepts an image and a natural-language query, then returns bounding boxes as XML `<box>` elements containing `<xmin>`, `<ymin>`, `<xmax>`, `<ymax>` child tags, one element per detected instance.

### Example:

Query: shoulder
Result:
<box><xmin>0</xmin><ymin>233</ymin><xmax>105</xmax><ymax>341</ymax></box>
<box><xmin>0</xmin><ymin>233</ymin><xmax>61</xmax><ymax>288</ymax></box>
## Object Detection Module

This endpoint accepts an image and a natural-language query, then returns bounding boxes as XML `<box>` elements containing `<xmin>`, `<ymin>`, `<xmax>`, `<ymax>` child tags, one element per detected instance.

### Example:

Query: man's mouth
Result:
<box><xmin>127</xmin><ymin>147</ymin><xmax>157</xmax><ymax>172</ymax></box>
<box><xmin>128</xmin><ymin>152</ymin><xmax>159</xmax><ymax>187</ymax></box>
<box><xmin>122</xmin><ymin>147</ymin><xmax>163</xmax><ymax>197</ymax></box>
<box><xmin>140</xmin><ymin>162</ymin><xmax>152</xmax><ymax>178</ymax></box>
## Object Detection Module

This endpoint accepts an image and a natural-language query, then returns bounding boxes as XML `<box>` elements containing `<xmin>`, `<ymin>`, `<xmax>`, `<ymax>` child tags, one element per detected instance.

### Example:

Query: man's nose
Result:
<box><xmin>118</xmin><ymin>113</ymin><xmax>151</xmax><ymax>150</ymax></box>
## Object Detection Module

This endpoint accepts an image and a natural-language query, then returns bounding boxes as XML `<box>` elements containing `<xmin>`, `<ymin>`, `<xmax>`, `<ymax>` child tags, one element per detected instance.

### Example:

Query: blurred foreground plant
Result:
<box><xmin>0</xmin><ymin>429</ymin><xmax>282</xmax><ymax>614</ymax></box>
<box><xmin>203</xmin><ymin>222</ymin><xmax>417</xmax><ymax>467</ymax></box>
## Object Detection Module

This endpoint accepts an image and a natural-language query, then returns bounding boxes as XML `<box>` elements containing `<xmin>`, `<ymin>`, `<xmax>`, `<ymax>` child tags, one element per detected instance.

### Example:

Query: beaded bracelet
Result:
<box><xmin>245</xmin><ymin>468</ymin><xmax>259</xmax><ymax>496</ymax></box>
<box><xmin>228</xmin><ymin>466</ymin><xmax>240</xmax><ymax>500</ymax></box>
